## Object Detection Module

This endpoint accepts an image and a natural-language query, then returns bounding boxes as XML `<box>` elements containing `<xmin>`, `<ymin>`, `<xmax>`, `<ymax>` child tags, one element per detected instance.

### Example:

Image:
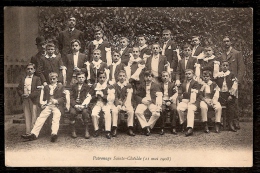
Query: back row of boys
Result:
<box><xmin>20</xmin><ymin>26</ymin><xmax>244</xmax><ymax>142</ymax></box>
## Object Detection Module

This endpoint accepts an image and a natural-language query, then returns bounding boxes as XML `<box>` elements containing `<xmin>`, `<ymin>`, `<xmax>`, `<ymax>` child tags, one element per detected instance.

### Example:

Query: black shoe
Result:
<box><xmin>160</xmin><ymin>129</ymin><xmax>165</xmax><ymax>135</ymax></box>
<box><xmin>234</xmin><ymin>120</ymin><xmax>240</xmax><ymax>130</ymax></box>
<box><xmin>93</xmin><ymin>130</ymin><xmax>99</xmax><ymax>137</ymax></box>
<box><xmin>50</xmin><ymin>134</ymin><xmax>58</xmax><ymax>142</ymax></box>
<box><xmin>21</xmin><ymin>133</ymin><xmax>31</xmax><ymax>139</ymax></box>
<box><xmin>111</xmin><ymin>127</ymin><xmax>117</xmax><ymax>137</ymax></box>
<box><xmin>180</xmin><ymin>123</ymin><xmax>186</xmax><ymax>132</ymax></box>
<box><xmin>171</xmin><ymin>128</ymin><xmax>177</xmax><ymax>135</ymax></box>
<box><xmin>26</xmin><ymin>133</ymin><xmax>37</xmax><ymax>141</ymax></box>
<box><xmin>84</xmin><ymin>126</ymin><xmax>90</xmax><ymax>139</ymax></box>
<box><xmin>71</xmin><ymin>124</ymin><xmax>77</xmax><ymax>138</ymax></box>
<box><xmin>215</xmin><ymin>122</ymin><xmax>220</xmax><ymax>133</ymax></box>
<box><xmin>204</xmin><ymin>122</ymin><xmax>210</xmax><ymax>133</ymax></box>
<box><xmin>106</xmin><ymin>132</ymin><xmax>111</xmax><ymax>139</ymax></box>
<box><xmin>185</xmin><ymin>128</ymin><xmax>193</xmax><ymax>137</ymax></box>
<box><xmin>145</xmin><ymin>127</ymin><xmax>151</xmax><ymax>136</ymax></box>
<box><xmin>229</xmin><ymin>123</ymin><xmax>237</xmax><ymax>132</ymax></box>
<box><xmin>127</xmin><ymin>128</ymin><xmax>135</xmax><ymax>136</ymax></box>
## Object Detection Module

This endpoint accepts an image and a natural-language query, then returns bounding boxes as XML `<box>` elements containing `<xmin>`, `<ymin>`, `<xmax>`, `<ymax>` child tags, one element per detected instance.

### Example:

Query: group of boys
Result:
<box><xmin>19</xmin><ymin>17</ymin><xmax>244</xmax><ymax>142</ymax></box>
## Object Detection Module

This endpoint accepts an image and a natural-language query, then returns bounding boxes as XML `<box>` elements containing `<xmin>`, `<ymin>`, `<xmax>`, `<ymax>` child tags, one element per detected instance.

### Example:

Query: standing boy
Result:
<box><xmin>17</xmin><ymin>63</ymin><xmax>41</xmax><ymax>138</ymax></box>
<box><xmin>119</xmin><ymin>37</ymin><xmax>132</xmax><ymax>66</ymax></box>
<box><xmin>108</xmin><ymin>50</ymin><xmax>125</xmax><ymax>85</ymax></box>
<box><xmin>138</xmin><ymin>35</ymin><xmax>151</xmax><ymax>60</ymax></box>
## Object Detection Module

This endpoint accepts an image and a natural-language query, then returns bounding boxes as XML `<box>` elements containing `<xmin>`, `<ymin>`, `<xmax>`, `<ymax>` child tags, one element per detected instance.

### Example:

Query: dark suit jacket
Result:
<box><xmin>43</xmin><ymin>83</ymin><xmax>65</xmax><ymax>112</ymax></box>
<box><xmin>192</xmin><ymin>46</ymin><xmax>204</xmax><ymax>57</ymax></box>
<box><xmin>120</xmin><ymin>47</ymin><xmax>132</xmax><ymax>66</ymax></box>
<box><xmin>87</xmin><ymin>40</ymin><xmax>110</xmax><ymax>63</ymax></box>
<box><xmin>198</xmin><ymin>81</ymin><xmax>218</xmax><ymax>100</ymax></box>
<box><xmin>178</xmin><ymin>79</ymin><xmax>200</xmax><ymax>106</ymax></box>
<box><xmin>17</xmin><ymin>75</ymin><xmax>42</xmax><ymax>105</ymax></box>
<box><xmin>131</xmin><ymin>61</ymin><xmax>145</xmax><ymax>82</ymax></box>
<box><xmin>108</xmin><ymin>63</ymin><xmax>125</xmax><ymax>81</ymax></box>
<box><xmin>58</xmin><ymin>28</ymin><xmax>85</xmax><ymax>56</ymax></box>
<box><xmin>89</xmin><ymin>83</ymin><xmax>109</xmax><ymax>104</ymax></box>
<box><xmin>70</xmin><ymin>83</ymin><xmax>91</xmax><ymax>107</ymax></box>
<box><xmin>113</xmin><ymin>83</ymin><xmax>133</xmax><ymax>106</ymax></box>
<box><xmin>64</xmin><ymin>53</ymin><xmax>87</xmax><ymax>84</ymax></box>
<box><xmin>88</xmin><ymin>62</ymin><xmax>108</xmax><ymax>84</ymax></box>
<box><xmin>215</xmin><ymin>72</ymin><xmax>237</xmax><ymax>91</ymax></box>
<box><xmin>140</xmin><ymin>46</ymin><xmax>151</xmax><ymax>59</ymax></box>
<box><xmin>160</xmin><ymin>81</ymin><xmax>177</xmax><ymax>98</ymax></box>
<box><xmin>198</xmin><ymin>57</ymin><xmax>220</xmax><ymax>75</ymax></box>
<box><xmin>145</xmin><ymin>54</ymin><xmax>168</xmax><ymax>78</ymax></box>
<box><xmin>134</xmin><ymin>82</ymin><xmax>161</xmax><ymax>105</ymax></box>
<box><xmin>176</xmin><ymin>56</ymin><xmax>197</xmax><ymax>82</ymax></box>
<box><xmin>39</xmin><ymin>55</ymin><xmax>64</xmax><ymax>84</ymax></box>
<box><xmin>221</xmin><ymin>48</ymin><xmax>245</xmax><ymax>83</ymax></box>
<box><xmin>30</xmin><ymin>52</ymin><xmax>44</xmax><ymax>78</ymax></box>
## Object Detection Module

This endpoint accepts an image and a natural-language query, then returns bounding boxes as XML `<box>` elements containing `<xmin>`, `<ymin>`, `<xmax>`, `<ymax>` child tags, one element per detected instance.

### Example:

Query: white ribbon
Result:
<box><xmin>84</xmin><ymin>61</ymin><xmax>91</xmax><ymax>80</ymax></box>
<box><xmin>81</xmin><ymin>93</ymin><xmax>92</xmax><ymax>107</ymax></box>
<box><xmin>63</xmin><ymin>89</ymin><xmax>70</xmax><ymax>111</ymax></box>
<box><xmin>105</xmin><ymin>47</ymin><xmax>112</xmax><ymax>66</ymax></box>
<box><xmin>190</xmin><ymin>89</ymin><xmax>198</xmax><ymax>104</ymax></box>
<box><xmin>124</xmin><ymin>88</ymin><xmax>133</xmax><ymax>108</ymax></box>
<box><xmin>155</xmin><ymin>92</ymin><xmax>163</xmax><ymax>112</ymax></box>
<box><xmin>213</xmin><ymin>61</ymin><xmax>220</xmax><ymax>78</ymax></box>
<box><xmin>130</xmin><ymin>63</ymin><xmax>145</xmax><ymax>81</ymax></box>
<box><xmin>124</xmin><ymin>65</ymin><xmax>132</xmax><ymax>82</ymax></box>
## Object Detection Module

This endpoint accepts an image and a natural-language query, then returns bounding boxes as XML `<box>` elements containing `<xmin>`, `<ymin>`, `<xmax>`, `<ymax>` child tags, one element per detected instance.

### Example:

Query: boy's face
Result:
<box><xmin>46</xmin><ymin>46</ymin><xmax>55</xmax><ymax>56</ymax></box>
<box><xmin>222</xmin><ymin>62</ymin><xmax>229</xmax><ymax>72</ymax></box>
<box><xmin>223</xmin><ymin>38</ymin><xmax>231</xmax><ymax>49</ymax></box>
<box><xmin>26</xmin><ymin>65</ymin><xmax>35</xmax><ymax>76</ymax></box>
<box><xmin>205</xmin><ymin>47</ymin><xmax>213</xmax><ymax>57</ymax></box>
<box><xmin>152</xmin><ymin>44</ymin><xmax>160</xmax><ymax>54</ymax></box>
<box><xmin>72</xmin><ymin>42</ymin><xmax>81</xmax><ymax>52</ymax></box>
<box><xmin>118</xmin><ymin>72</ymin><xmax>126</xmax><ymax>83</ymax></box>
<box><xmin>95</xmin><ymin>31</ymin><xmax>103</xmax><ymax>41</ymax></box>
<box><xmin>112</xmin><ymin>52</ymin><xmax>120</xmax><ymax>63</ymax></box>
<box><xmin>162</xmin><ymin>31</ymin><xmax>171</xmax><ymax>42</ymax></box>
<box><xmin>37</xmin><ymin>43</ymin><xmax>46</xmax><ymax>53</ymax></box>
<box><xmin>144</xmin><ymin>75</ymin><xmax>153</xmax><ymax>83</ymax></box>
<box><xmin>138</xmin><ymin>37</ymin><xmax>146</xmax><ymax>46</ymax></box>
<box><xmin>183</xmin><ymin>47</ymin><xmax>192</xmax><ymax>57</ymax></box>
<box><xmin>162</xmin><ymin>72</ymin><xmax>170</xmax><ymax>83</ymax></box>
<box><xmin>68</xmin><ymin>18</ymin><xmax>76</xmax><ymax>28</ymax></box>
<box><xmin>185</xmin><ymin>71</ymin><xmax>194</xmax><ymax>80</ymax></box>
<box><xmin>192</xmin><ymin>37</ymin><xmax>200</xmax><ymax>46</ymax></box>
<box><xmin>77</xmin><ymin>74</ymin><xmax>86</xmax><ymax>84</ymax></box>
<box><xmin>203</xmin><ymin>73</ymin><xmax>210</xmax><ymax>83</ymax></box>
<box><xmin>98</xmin><ymin>73</ymin><xmax>106</xmax><ymax>84</ymax></box>
<box><xmin>49</xmin><ymin>76</ymin><xmax>58</xmax><ymax>84</ymax></box>
<box><xmin>93</xmin><ymin>51</ymin><xmax>101</xmax><ymax>61</ymax></box>
<box><xmin>120</xmin><ymin>39</ymin><xmax>128</xmax><ymax>48</ymax></box>
<box><xmin>132</xmin><ymin>48</ymin><xmax>140</xmax><ymax>58</ymax></box>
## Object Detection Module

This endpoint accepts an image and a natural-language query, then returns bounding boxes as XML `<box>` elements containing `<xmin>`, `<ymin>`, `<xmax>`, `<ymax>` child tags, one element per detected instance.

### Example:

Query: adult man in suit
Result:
<box><xmin>191</xmin><ymin>36</ymin><xmax>204</xmax><ymax>57</ymax></box>
<box><xmin>145</xmin><ymin>43</ymin><xmax>168</xmax><ymax>84</ymax></box>
<box><xmin>221</xmin><ymin>36</ymin><xmax>245</xmax><ymax>130</ymax></box>
<box><xmin>160</xmin><ymin>30</ymin><xmax>179</xmax><ymax>81</ymax></box>
<box><xmin>63</xmin><ymin>39</ymin><xmax>87</xmax><ymax>87</ymax></box>
<box><xmin>176</xmin><ymin>44</ymin><xmax>197</xmax><ymax>85</ymax></box>
<box><xmin>58</xmin><ymin>16</ymin><xmax>84</xmax><ymax>63</ymax></box>
<box><xmin>30</xmin><ymin>36</ymin><xmax>46</xmax><ymax>77</ymax></box>
<box><xmin>138</xmin><ymin>35</ymin><xmax>151</xmax><ymax>60</ymax></box>
<box><xmin>86</xmin><ymin>26</ymin><xmax>112</xmax><ymax>65</ymax></box>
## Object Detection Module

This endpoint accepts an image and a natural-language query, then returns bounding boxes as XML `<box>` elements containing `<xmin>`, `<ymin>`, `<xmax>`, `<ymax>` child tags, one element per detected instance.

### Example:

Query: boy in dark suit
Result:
<box><xmin>176</xmin><ymin>44</ymin><xmax>197</xmax><ymax>86</ymax></box>
<box><xmin>134</xmin><ymin>70</ymin><xmax>162</xmax><ymax>136</ymax></box>
<box><xmin>108</xmin><ymin>49</ymin><xmax>125</xmax><ymax>85</ymax></box>
<box><xmin>119</xmin><ymin>37</ymin><xmax>132</xmax><ymax>66</ymax></box>
<box><xmin>22</xmin><ymin>72</ymin><xmax>65</xmax><ymax>142</ymax></box>
<box><xmin>58</xmin><ymin>16</ymin><xmax>84</xmax><ymax>63</ymax></box>
<box><xmin>191</xmin><ymin>36</ymin><xmax>204</xmax><ymax>57</ymax></box>
<box><xmin>18</xmin><ymin>63</ymin><xmax>41</xmax><ymax>138</ymax></box>
<box><xmin>30</xmin><ymin>36</ymin><xmax>46</xmax><ymax>77</ymax></box>
<box><xmin>215</xmin><ymin>61</ymin><xmax>239</xmax><ymax>132</ymax></box>
<box><xmin>177</xmin><ymin>69</ymin><xmax>199</xmax><ymax>137</ymax></box>
<box><xmin>159</xmin><ymin>71</ymin><xmax>178</xmax><ymax>135</ymax></box>
<box><xmin>63</xmin><ymin>39</ymin><xmax>87</xmax><ymax>87</ymax></box>
<box><xmin>138</xmin><ymin>35</ymin><xmax>151</xmax><ymax>60</ymax></box>
<box><xmin>145</xmin><ymin>43</ymin><xmax>168</xmax><ymax>84</ymax></box>
<box><xmin>86</xmin><ymin>26</ymin><xmax>112</xmax><ymax>65</ymax></box>
<box><xmin>69</xmin><ymin>72</ymin><xmax>92</xmax><ymax>139</ymax></box>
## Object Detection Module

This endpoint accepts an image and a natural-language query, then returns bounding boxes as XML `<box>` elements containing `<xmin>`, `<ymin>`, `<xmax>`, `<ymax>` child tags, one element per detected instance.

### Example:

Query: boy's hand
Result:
<box><xmin>175</xmin><ymin>80</ymin><xmax>181</xmax><ymax>86</ymax></box>
<box><xmin>118</xmin><ymin>100</ymin><xmax>123</xmax><ymax>105</ymax></box>
<box><xmin>43</xmin><ymin>82</ymin><xmax>48</xmax><ymax>86</ymax></box>
<box><xmin>41</xmin><ymin>104</ymin><xmax>47</xmax><ymax>109</ymax></box>
<box><xmin>228</xmin><ymin>96</ymin><xmax>233</xmax><ymax>101</ymax></box>
<box><xmin>178</xmin><ymin>95</ymin><xmax>183</xmax><ymax>102</ymax></box>
<box><xmin>166</xmin><ymin>101</ymin><xmax>171</xmax><ymax>106</ymax></box>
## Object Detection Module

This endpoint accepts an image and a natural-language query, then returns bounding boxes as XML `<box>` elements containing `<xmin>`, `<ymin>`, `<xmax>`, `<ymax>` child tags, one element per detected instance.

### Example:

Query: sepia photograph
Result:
<box><xmin>4</xmin><ymin>7</ymin><xmax>253</xmax><ymax>167</ymax></box>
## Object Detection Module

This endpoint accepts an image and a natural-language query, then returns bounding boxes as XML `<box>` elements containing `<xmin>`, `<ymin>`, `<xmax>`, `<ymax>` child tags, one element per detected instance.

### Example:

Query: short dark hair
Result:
<box><xmin>185</xmin><ymin>69</ymin><xmax>194</xmax><ymax>74</ymax></box>
<box><xmin>144</xmin><ymin>70</ymin><xmax>154</xmax><ymax>77</ymax></box>
<box><xmin>163</xmin><ymin>29</ymin><xmax>172</xmax><ymax>34</ymax></box>
<box><xmin>97</xmin><ymin>70</ymin><xmax>107</xmax><ymax>78</ymax></box>
<box><xmin>71</xmin><ymin>39</ymin><xmax>81</xmax><ymax>47</ymax></box>
<box><xmin>202</xmin><ymin>70</ymin><xmax>212</xmax><ymax>77</ymax></box>
<box><xmin>221</xmin><ymin>60</ymin><xmax>230</xmax><ymax>65</ymax></box>
<box><xmin>76</xmin><ymin>71</ymin><xmax>86</xmax><ymax>77</ymax></box>
<box><xmin>26</xmin><ymin>63</ymin><xmax>36</xmax><ymax>69</ymax></box>
<box><xmin>138</xmin><ymin>34</ymin><xmax>148</xmax><ymax>40</ymax></box>
<box><xmin>161</xmin><ymin>71</ymin><xmax>170</xmax><ymax>76</ymax></box>
<box><xmin>183</xmin><ymin>43</ymin><xmax>192</xmax><ymax>50</ymax></box>
<box><xmin>46</xmin><ymin>43</ymin><xmax>55</xmax><ymax>48</ymax></box>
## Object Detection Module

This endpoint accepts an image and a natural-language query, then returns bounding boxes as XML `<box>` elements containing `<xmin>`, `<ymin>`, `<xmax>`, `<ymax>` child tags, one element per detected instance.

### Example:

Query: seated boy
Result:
<box><xmin>177</xmin><ymin>69</ymin><xmax>199</xmax><ymax>137</ymax></box>
<box><xmin>69</xmin><ymin>72</ymin><xmax>92</xmax><ymax>139</ymax></box>
<box><xmin>85</xmin><ymin>49</ymin><xmax>108</xmax><ymax>85</ymax></box>
<box><xmin>113</xmin><ymin>70</ymin><xmax>135</xmax><ymax>136</ymax></box>
<box><xmin>159</xmin><ymin>71</ymin><xmax>178</xmax><ymax>135</ymax></box>
<box><xmin>134</xmin><ymin>70</ymin><xmax>162</xmax><ymax>136</ymax></box>
<box><xmin>199</xmin><ymin>69</ymin><xmax>222</xmax><ymax>133</ymax></box>
<box><xmin>22</xmin><ymin>72</ymin><xmax>65</xmax><ymax>142</ymax></box>
<box><xmin>63</xmin><ymin>39</ymin><xmax>87</xmax><ymax>87</ymax></box>
<box><xmin>17</xmin><ymin>63</ymin><xmax>41</xmax><ymax>138</ymax></box>
<box><xmin>89</xmin><ymin>70</ymin><xmax>112</xmax><ymax>139</ymax></box>
<box><xmin>108</xmin><ymin>49</ymin><xmax>125</xmax><ymax>85</ymax></box>
<box><xmin>215</xmin><ymin>61</ymin><xmax>238</xmax><ymax>132</ymax></box>
<box><xmin>119</xmin><ymin>37</ymin><xmax>132</xmax><ymax>66</ymax></box>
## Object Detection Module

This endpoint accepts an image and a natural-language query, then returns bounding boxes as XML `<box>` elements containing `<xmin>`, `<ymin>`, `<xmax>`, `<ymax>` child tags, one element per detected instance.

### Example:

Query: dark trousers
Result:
<box><xmin>160</xmin><ymin>103</ymin><xmax>177</xmax><ymax>129</ymax></box>
<box><xmin>219</xmin><ymin>92</ymin><xmax>238</xmax><ymax>123</ymax></box>
<box><xmin>69</xmin><ymin>107</ymin><xmax>89</xmax><ymax>123</ymax></box>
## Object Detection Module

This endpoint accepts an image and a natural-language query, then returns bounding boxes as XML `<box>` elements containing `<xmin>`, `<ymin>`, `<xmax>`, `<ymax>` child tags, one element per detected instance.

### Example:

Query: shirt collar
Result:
<box><xmin>45</xmin><ymin>54</ymin><xmax>56</xmax><ymax>59</ymax></box>
<box><xmin>205</xmin><ymin>80</ymin><xmax>213</xmax><ymax>85</ymax></box>
<box><xmin>153</xmin><ymin>54</ymin><xmax>159</xmax><ymax>59</ymax></box>
<box><xmin>218</xmin><ymin>70</ymin><xmax>230</xmax><ymax>77</ymax></box>
<box><xmin>139</xmin><ymin>44</ymin><xmax>147</xmax><ymax>50</ymax></box>
<box><xmin>112</xmin><ymin>58</ymin><xmax>121</xmax><ymax>66</ymax></box>
<box><xmin>117</xmin><ymin>81</ymin><xmax>127</xmax><ymax>88</ymax></box>
<box><xmin>73</xmin><ymin>51</ymin><xmax>79</xmax><ymax>56</ymax></box>
<box><xmin>204</xmin><ymin>55</ymin><xmax>215</xmax><ymax>62</ymax></box>
<box><xmin>26</xmin><ymin>74</ymin><xmax>33</xmax><ymax>78</ymax></box>
<box><xmin>92</xmin><ymin>59</ymin><xmax>103</xmax><ymax>69</ymax></box>
<box><xmin>93</xmin><ymin>38</ymin><xmax>103</xmax><ymax>45</ymax></box>
<box><xmin>95</xmin><ymin>82</ymin><xmax>107</xmax><ymax>90</ymax></box>
<box><xmin>185</xmin><ymin>56</ymin><xmax>189</xmax><ymax>60</ymax></box>
<box><xmin>146</xmin><ymin>82</ymin><xmax>151</xmax><ymax>86</ymax></box>
<box><xmin>164</xmin><ymin>39</ymin><xmax>170</xmax><ymax>45</ymax></box>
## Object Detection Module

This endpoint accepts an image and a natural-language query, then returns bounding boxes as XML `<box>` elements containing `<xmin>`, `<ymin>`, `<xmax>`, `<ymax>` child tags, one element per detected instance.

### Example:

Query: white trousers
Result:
<box><xmin>22</xmin><ymin>98</ymin><xmax>38</xmax><ymax>134</ymax></box>
<box><xmin>115</xmin><ymin>106</ymin><xmax>134</xmax><ymax>127</ymax></box>
<box><xmin>177</xmin><ymin>101</ymin><xmax>197</xmax><ymax>128</ymax></box>
<box><xmin>135</xmin><ymin>103</ymin><xmax>160</xmax><ymax>129</ymax></box>
<box><xmin>200</xmin><ymin>101</ymin><xmax>222</xmax><ymax>123</ymax></box>
<box><xmin>91</xmin><ymin>102</ymin><xmax>111</xmax><ymax>131</ymax></box>
<box><xmin>31</xmin><ymin>104</ymin><xmax>61</xmax><ymax>137</ymax></box>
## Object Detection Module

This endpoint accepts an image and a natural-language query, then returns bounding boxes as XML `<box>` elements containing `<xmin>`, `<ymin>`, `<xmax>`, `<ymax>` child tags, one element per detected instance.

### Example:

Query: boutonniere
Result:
<box><xmin>168</xmin><ymin>45</ymin><xmax>171</xmax><ymax>49</ymax></box>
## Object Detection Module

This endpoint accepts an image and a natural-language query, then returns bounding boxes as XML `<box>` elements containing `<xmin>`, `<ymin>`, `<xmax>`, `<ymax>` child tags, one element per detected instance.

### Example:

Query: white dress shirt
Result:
<box><xmin>163</xmin><ymin>82</ymin><xmax>169</xmax><ymax>100</ymax></box>
<box><xmin>162</xmin><ymin>40</ymin><xmax>169</xmax><ymax>56</ymax></box>
<box><xmin>184</xmin><ymin>56</ymin><xmax>189</xmax><ymax>69</ymax></box>
<box><xmin>24</xmin><ymin>75</ymin><xmax>33</xmax><ymax>95</ymax></box>
<box><xmin>151</xmin><ymin>54</ymin><xmax>159</xmax><ymax>77</ymax></box>
<box><xmin>73</xmin><ymin>52</ymin><xmax>79</xmax><ymax>67</ymax></box>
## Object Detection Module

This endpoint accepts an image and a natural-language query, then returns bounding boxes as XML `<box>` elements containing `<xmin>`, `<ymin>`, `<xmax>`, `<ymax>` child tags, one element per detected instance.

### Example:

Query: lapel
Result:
<box><xmin>226</xmin><ymin>49</ymin><xmax>234</xmax><ymax>60</ymax></box>
<box><xmin>53</xmin><ymin>84</ymin><xmax>60</xmax><ymax>94</ymax></box>
<box><xmin>31</xmin><ymin>76</ymin><xmax>37</xmax><ymax>90</ymax></box>
<box><xmin>187</xmin><ymin>57</ymin><xmax>192</xmax><ymax>69</ymax></box>
<box><xmin>121</xmin><ymin>47</ymin><xmax>128</xmax><ymax>56</ymax></box>
<box><xmin>109</xmin><ymin>65</ymin><xmax>113</xmax><ymax>79</ymax></box>
<box><xmin>165</xmin><ymin>40</ymin><xmax>171</xmax><ymax>50</ymax></box>
<box><xmin>158</xmin><ymin>54</ymin><xmax>163</xmax><ymax>65</ymax></box>
<box><xmin>181</xmin><ymin>59</ymin><xmax>185</xmax><ymax>70</ymax></box>
<box><xmin>90</xmin><ymin>63</ymin><xmax>97</xmax><ymax>74</ymax></box>
<box><xmin>189</xmin><ymin>79</ymin><xmax>195</xmax><ymax>93</ymax></box>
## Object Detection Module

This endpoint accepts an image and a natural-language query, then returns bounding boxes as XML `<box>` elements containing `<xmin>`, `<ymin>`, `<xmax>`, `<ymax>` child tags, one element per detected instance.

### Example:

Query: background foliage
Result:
<box><xmin>39</xmin><ymin>7</ymin><xmax>253</xmax><ymax>116</ymax></box>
